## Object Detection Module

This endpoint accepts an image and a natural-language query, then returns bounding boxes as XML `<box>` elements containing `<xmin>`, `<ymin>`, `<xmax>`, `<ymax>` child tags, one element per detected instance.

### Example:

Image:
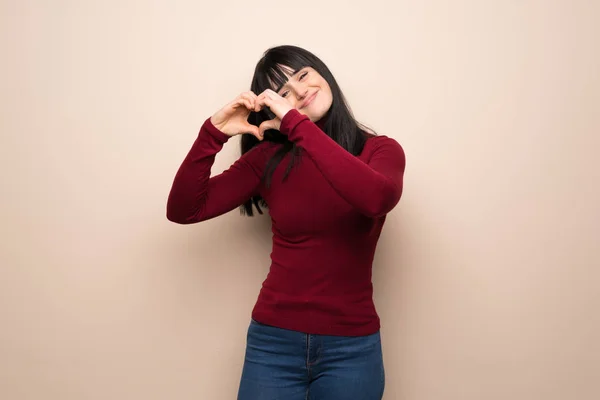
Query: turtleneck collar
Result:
<box><xmin>315</xmin><ymin>113</ymin><xmax>329</xmax><ymax>130</ymax></box>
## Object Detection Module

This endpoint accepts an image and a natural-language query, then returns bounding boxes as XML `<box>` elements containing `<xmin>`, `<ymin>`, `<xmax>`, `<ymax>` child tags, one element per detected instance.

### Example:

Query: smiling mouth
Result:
<box><xmin>302</xmin><ymin>91</ymin><xmax>318</xmax><ymax>108</ymax></box>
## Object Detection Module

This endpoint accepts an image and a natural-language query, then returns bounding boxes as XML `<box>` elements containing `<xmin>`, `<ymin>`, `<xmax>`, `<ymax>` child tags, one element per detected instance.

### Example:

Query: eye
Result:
<box><xmin>281</xmin><ymin>91</ymin><xmax>290</xmax><ymax>98</ymax></box>
<box><xmin>299</xmin><ymin>72</ymin><xmax>308</xmax><ymax>80</ymax></box>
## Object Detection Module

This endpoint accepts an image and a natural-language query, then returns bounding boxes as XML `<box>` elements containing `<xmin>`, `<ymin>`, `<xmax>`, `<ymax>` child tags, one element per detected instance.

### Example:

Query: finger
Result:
<box><xmin>240</xmin><ymin>93</ymin><xmax>256</xmax><ymax>109</ymax></box>
<box><xmin>233</xmin><ymin>92</ymin><xmax>256</xmax><ymax>106</ymax></box>
<box><xmin>250</xmin><ymin>92</ymin><xmax>262</xmax><ymax>111</ymax></box>
<box><xmin>255</xmin><ymin>92</ymin><xmax>268</xmax><ymax>111</ymax></box>
<box><xmin>265</xmin><ymin>89</ymin><xmax>280</xmax><ymax>99</ymax></box>
<box><xmin>261</xmin><ymin>88</ymin><xmax>275</xmax><ymax>96</ymax></box>
<box><xmin>257</xmin><ymin>90</ymin><xmax>270</xmax><ymax>102</ymax></box>
<box><xmin>239</xmin><ymin>98</ymin><xmax>253</xmax><ymax>110</ymax></box>
<box><xmin>258</xmin><ymin>119</ymin><xmax>279</xmax><ymax>137</ymax></box>
<box><xmin>256</xmin><ymin>96</ymin><xmax>272</xmax><ymax>108</ymax></box>
<box><xmin>234</xmin><ymin>98</ymin><xmax>253</xmax><ymax>111</ymax></box>
<box><xmin>242</xmin><ymin>123</ymin><xmax>262</xmax><ymax>140</ymax></box>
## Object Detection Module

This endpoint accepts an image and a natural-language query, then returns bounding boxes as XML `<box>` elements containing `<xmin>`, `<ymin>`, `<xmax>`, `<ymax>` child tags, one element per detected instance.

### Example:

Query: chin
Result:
<box><xmin>312</xmin><ymin>112</ymin><xmax>327</xmax><ymax>122</ymax></box>
<box><xmin>306</xmin><ymin>113</ymin><xmax>318</xmax><ymax>122</ymax></box>
<box><xmin>298</xmin><ymin>98</ymin><xmax>331</xmax><ymax>122</ymax></box>
<box><xmin>307</xmin><ymin>105</ymin><xmax>330</xmax><ymax>122</ymax></box>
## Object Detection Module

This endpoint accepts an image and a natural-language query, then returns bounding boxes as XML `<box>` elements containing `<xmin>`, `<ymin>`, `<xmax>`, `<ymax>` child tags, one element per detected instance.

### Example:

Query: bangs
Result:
<box><xmin>254</xmin><ymin>50</ymin><xmax>314</xmax><ymax>92</ymax></box>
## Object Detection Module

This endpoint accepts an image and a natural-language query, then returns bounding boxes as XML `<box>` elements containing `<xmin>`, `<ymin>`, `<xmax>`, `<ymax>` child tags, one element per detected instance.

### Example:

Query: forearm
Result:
<box><xmin>166</xmin><ymin>119</ymin><xmax>231</xmax><ymax>223</ymax></box>
<box><xmin>280</xmin><ymin>110</ymin><xmax>405</xmax><ymax>217</ymax></box>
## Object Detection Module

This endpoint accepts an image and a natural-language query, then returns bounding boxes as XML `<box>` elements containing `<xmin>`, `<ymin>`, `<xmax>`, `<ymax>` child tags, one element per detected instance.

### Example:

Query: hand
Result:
<box><xmin>255</xmin><ymin>89</ymin><xmax>294</xmax><ymax>138</ymax></box>
<box><xmin>210</xmin><ymin>91</ymin><xmax>262</xmax><ymax>140</ymax></box>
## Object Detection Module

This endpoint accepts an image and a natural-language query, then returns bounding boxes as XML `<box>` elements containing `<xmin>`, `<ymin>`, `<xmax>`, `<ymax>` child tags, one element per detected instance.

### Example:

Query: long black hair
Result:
<box><xmin>240</xmin><ymin>45</ymin><xmax>374</xmax><ymax>216</ymax></box>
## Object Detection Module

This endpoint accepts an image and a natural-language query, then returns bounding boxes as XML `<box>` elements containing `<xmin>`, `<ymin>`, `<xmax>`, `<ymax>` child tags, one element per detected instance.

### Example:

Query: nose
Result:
<box><xmin>297</xmin><ymin>87</ymin><xmax>309</xmax><ymax>99</ymax></box>
<box><xmin>290</xmin><ymin>81</ymin><xmax>308</xmax><ymax>100</ymax></box>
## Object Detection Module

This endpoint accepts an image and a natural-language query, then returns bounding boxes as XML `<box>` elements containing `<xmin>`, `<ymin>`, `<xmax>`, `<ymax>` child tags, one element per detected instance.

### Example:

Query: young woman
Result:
<box><xmin>167</xmin><ymin>45</ymin><xmax>406</xmax><ymax>400</ymax></box>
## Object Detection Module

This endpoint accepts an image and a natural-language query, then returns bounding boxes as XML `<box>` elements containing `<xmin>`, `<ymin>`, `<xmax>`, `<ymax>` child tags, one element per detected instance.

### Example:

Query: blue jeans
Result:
<box><xmin>237</xmin><ymin>319</ymin><xmax>385</xmax><ymax>400</ymax></box>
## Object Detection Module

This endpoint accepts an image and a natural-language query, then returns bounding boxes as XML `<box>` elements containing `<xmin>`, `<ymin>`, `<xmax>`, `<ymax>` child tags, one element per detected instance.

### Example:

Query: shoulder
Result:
<box><xmin>361</xmin><ymin>134</ymin><xmax>406</xmax><ymax>170</ymax></box>
<box><xmin>364</xmin><ymin>134</ymin><xmax>405</xmax><ymax>156</ymax></box>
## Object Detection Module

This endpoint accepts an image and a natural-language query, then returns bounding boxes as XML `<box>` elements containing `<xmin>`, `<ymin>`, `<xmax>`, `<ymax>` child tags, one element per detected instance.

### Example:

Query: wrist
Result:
<box><xmin>279</xmin><ymin>109</ymin><xmax>305</xmax><ymax>137</ymax></box>
<box><xmin>205</xmin><ymin>117</ymin><xmax>231</xmax><ymax>142</ymax></box>
<box><xmin>209</xmin><ymin>116</ymin><xmax>225</xmax><ymax>131</ymax></box>
<box><xmin>280</xmin><ymin>107</ymin><xmax>295</xmax><ymax>121</ymax></box>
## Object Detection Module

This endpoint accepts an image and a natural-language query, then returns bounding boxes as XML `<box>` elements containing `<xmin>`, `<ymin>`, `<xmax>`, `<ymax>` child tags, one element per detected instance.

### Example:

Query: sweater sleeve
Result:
<box><xmin>280</xmin><ymin>109</ymin><xmax>406</xmax><ymax>218</ymax></box>
<box><xmin>166</xmin><ymin>118</ymin><xmax>271</xmax><ymax>224</ymax></box>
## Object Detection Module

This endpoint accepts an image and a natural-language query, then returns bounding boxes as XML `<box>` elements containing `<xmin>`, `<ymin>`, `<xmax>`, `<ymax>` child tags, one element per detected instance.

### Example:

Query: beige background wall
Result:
<box><xmin>1</xmin><ymin>1</ymin><xmax>599</xmax><ymax>399</ymax></box>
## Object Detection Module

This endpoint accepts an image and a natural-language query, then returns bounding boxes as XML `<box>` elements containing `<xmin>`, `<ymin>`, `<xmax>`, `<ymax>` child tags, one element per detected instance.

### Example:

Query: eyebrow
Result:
<box><xmin>275</xmin><ymin>68</ymin><xmax>305</xmax><ymax>93</ymax></box>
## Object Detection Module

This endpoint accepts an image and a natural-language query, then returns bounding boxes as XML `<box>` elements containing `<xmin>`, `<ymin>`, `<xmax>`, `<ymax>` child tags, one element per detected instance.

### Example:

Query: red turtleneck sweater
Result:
<box><xmin>167</xmin><ymin>109</ymin><xmax>405</xmax><ymax>336</ymax></box>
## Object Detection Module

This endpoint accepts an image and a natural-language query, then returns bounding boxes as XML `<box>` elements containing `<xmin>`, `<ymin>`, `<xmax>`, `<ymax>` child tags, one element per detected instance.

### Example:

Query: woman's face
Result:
<box><xmin>274</xmin><ymin>66</ymin><xmax>333</xmax><ymax>122</ymax></box>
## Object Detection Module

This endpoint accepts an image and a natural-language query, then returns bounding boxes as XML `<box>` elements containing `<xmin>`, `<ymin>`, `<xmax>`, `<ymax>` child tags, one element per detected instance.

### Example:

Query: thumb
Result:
<box><xmin>259</xmin><ymin>118</ymin><xmax>280</xmax><ymax>138</ymax></box>
<box><xmin>242</xmin><ymin>123</ymin><xmax>261</xmax><ymax>140</ymax></box>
